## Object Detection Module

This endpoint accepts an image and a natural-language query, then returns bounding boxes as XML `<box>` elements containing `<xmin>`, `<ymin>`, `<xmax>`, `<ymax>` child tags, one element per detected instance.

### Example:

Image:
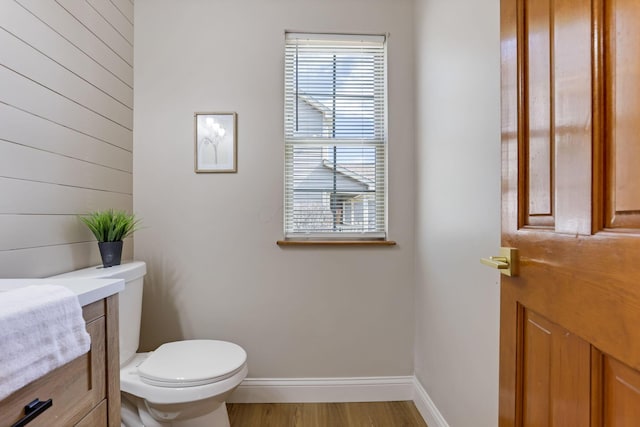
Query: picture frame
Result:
<box><xmin>194</xmin><ymin>112</ymin><xmax>237</xmax><ymax>173</ymax></box>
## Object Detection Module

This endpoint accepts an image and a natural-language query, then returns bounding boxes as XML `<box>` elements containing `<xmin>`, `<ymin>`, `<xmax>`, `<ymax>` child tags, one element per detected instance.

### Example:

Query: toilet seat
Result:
<box><xmin>138</xmin><ymin>340</ymin><xmax>247</xmax><ymax>388</ymax></box>
<box><xmin>121</xmin><ymin>351</ymin><xmax>248</xmax><ymax>405</ymax></box>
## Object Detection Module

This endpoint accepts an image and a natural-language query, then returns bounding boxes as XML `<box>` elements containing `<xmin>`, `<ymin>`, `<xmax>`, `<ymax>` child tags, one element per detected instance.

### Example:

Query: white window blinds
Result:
<box><xmin>284</xmin><ymin>32</ymin><xmax>387</xmax><ymax>240</ymax></box>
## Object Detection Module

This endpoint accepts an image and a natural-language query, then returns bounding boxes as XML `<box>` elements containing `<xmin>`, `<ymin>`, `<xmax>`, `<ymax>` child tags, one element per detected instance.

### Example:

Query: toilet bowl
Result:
<box><xmin>50</xmin><ymin>261</ymin><xmax>247</xmax><ymax>426</ymax></box>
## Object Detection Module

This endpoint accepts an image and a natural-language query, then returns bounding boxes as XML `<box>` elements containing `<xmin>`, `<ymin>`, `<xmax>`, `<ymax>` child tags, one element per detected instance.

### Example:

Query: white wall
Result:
<box><xmin>413</xmin><ymin>0</ymin><xmax>501</xmax><ymax>425</ymax></box>
<box><xmin>133</xmin><ymin>0</ymin><xmax>416</xmax><ymax>378</ymax></box>
<box><xmin>0</xmin><ymin>0</ymin><xmax>134</xmax><ymax>278</ymax></box>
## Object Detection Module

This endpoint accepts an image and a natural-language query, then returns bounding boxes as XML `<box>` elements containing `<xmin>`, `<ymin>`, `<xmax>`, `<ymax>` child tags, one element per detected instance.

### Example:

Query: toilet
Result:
<box><xmin>50</xmin><ymin>261</ymin><xmax>247</xmax><ymax>426</ymax></box>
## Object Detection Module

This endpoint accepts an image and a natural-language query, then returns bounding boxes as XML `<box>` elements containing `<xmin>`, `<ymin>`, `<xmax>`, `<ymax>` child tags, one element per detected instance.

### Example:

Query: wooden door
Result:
<box><xmin>500</xmin><ymin>0</ymin><xmax>640</xmax><ymax>425</ymax></box>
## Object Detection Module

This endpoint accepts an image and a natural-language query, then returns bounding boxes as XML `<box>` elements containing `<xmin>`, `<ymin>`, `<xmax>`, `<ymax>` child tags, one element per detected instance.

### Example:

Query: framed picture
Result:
<box><xmin>194</xmin><ymin>112</ymin><xmax>237</xmax><ymax>173</ymax></box>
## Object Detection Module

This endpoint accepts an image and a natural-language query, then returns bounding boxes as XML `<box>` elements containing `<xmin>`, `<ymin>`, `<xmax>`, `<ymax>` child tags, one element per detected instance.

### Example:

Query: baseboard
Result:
<box><xmin>228</xmin><ymin>375</ymin><xmax>449</xmax><ymax>427</ymax></box>
<box><xmin>228</xmin><ymin>376</ymin><xmax>415</xmax><ymax>403</ymax></box>
<box><xmin>412</xmin><ymin>377</ymin><xmax>450</xmax><ymax>427</ymax></box>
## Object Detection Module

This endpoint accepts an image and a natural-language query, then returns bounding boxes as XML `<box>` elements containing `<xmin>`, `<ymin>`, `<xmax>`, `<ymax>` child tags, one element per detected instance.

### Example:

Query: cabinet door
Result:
<box><xmin>75</xmin><ymin>400</ymin><xmax>108</xmax><ymax>427</ymax></box>
<box><xmin>0</xmin><ymin>311</ymin><xmax>106</xmax><ymax>426</ymax></box>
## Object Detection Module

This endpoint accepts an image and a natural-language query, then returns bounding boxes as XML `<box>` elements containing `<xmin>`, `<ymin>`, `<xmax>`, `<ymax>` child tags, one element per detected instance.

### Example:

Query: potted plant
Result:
<box><xmin>80</xmin><ymin>209</ymin><xmax>140</xmax><ymax>268</ymax></box>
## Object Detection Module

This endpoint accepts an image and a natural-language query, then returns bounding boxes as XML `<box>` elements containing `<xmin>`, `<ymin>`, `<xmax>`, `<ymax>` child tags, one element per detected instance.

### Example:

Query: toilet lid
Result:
<box><xmin>137</xmin><ymin>340</ymin><xmax>247</xmax><ymax>387</ymax></box>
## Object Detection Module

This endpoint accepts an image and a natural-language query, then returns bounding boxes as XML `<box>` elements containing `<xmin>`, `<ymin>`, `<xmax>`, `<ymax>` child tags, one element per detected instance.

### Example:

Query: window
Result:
<box><xmin>284</xmin><ymin>32</ymin><xmax>387</xmax><ymax>240</ymax></box>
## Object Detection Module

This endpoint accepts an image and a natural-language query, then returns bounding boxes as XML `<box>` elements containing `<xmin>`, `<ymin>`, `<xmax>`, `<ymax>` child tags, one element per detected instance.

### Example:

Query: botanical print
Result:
<box><xmin>195</xmin><ymin>113</ymin><xmax>236</xmax><ymax>172</ymax></box>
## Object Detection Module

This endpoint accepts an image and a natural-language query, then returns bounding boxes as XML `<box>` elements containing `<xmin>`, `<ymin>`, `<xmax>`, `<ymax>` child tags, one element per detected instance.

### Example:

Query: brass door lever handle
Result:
<box><xmin>480</xmin><ymin>256</ymin><xmax>509</xmax><ymax>269</ymax></box>
<box><xmin>481</xmin><ymin>248</ymin><xmax>519</xmax><ymax>276</ymax></box>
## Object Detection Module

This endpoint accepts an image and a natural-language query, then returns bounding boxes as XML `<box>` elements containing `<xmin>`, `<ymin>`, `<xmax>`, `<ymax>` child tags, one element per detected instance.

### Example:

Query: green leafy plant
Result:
<box><xmin>79</xmin><ymin>209</ymin><xmax>140</xmax><ymax>242</ymax></box>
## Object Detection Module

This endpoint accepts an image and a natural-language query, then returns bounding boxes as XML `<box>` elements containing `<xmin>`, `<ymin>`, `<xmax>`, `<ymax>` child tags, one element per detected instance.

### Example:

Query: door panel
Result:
<box><xmin>605</xmin><ymin>0</ymin><xmax>640</xmax><ymax>228</ymax></box>
<box><xmin>525</xmin><ymin>0</ymin><xmax>553</xmax><ymax>224</ymax></box>
<box><xmin>604</xmin><ymin>357</ymin><xmax>640</xmax><ymax>426</ymax></box>
<box><xmin>522</xmin><ymin>310</ymin><xmax>590</xmax><ymax>426</ymax></box>
<box><xmin>552</xmin><ymin>0</ymin><xmax>592</xmax><ymax>236</ymax></box>
<box><xmin>500</xmin><ymin>0</ymin><xmax>640</xmax><ymax>425</ymax></box>
<box><xmin>521</xmin><ymin>0</ymin><xmax>593</xmax><ymax>233</ymax></box>
<box><xmin>522</xmin><ymin>310</ymin><xmax>552</xmax><ymax>426</ymax></box>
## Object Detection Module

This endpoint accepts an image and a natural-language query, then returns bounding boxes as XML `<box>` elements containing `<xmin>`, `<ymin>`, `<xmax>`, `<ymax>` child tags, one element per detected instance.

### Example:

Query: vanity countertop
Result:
<box><xmin>0</xmin><ymin>278</ymin><xmax>124</xmax><ymax>306</ymax></box>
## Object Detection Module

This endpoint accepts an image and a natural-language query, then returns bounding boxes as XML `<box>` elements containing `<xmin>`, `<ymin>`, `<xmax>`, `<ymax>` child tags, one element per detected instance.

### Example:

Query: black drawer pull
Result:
<box><xmin>11</xmin><ymin>398</ymin><xmax>53</xmax><ymax>427</ymax></box>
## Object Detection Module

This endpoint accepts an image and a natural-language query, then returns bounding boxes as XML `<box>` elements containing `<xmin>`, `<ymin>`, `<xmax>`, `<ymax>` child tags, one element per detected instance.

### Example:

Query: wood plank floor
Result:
<box><xmin>227</xmin><ymin>401</ymin><xmax>428</xmax><ymax>427</ymax></box>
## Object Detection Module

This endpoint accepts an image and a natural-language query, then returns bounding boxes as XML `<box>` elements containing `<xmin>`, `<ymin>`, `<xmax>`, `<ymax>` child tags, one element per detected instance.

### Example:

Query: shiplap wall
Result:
<box><xmin>0</xmin><ymin>0</ymin><xmax>134</xmax><ymax>277</ymax></box>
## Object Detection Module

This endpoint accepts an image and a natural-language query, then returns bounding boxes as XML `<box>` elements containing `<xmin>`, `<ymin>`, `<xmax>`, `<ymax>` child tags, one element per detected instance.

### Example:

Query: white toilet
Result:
<box><xmin>51</xmin><ymin>261</ymin><xmax>248</xmax><ymax>426</ymax></box>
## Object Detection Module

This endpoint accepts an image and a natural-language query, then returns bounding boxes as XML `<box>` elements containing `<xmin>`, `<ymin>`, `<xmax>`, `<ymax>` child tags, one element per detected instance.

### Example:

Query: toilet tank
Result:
<box><xmin>49</xmin><ymin>261</ymin><xmax>147</xmax><ymax>366</ymax></box>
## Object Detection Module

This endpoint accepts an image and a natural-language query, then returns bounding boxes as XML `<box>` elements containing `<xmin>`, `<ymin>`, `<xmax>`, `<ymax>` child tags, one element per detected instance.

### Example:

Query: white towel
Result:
<box><xmin>0</xmin><ymin>284</ymin><xmax>91</xmax><ymax>400</ymax></box>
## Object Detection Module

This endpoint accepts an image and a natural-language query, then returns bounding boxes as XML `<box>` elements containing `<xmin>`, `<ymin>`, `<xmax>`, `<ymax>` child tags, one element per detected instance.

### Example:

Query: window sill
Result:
<box><xmin>276</xmin><ymin>240</ymin><xmax>397</xmax><ymax>247</ymax></box>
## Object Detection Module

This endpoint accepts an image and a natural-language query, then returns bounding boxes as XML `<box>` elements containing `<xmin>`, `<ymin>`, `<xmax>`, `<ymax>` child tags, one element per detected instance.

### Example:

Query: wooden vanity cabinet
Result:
<box><xmin>0</xmin><ymin>294</ymin><xmax>120</xmax><ymax>427</ymax></box>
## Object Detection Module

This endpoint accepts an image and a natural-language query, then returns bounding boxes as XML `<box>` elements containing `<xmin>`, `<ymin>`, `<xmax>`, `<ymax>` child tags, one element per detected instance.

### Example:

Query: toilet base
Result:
<box><xmin>121</xmin><ymin>392</ymin><xmax>231</xmax><ymax>427</ymax></box>
<box><xmin>162</xmin><ymin>404</ymin><xmax>230</xmax><ymax>427</ymax></box>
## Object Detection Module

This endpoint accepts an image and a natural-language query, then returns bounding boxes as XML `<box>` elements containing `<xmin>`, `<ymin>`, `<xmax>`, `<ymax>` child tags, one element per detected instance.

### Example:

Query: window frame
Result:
<box><xmin>282</xmin><ymin>32</ymin><xmax>389</xmax><ymax>242</ymax></box>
